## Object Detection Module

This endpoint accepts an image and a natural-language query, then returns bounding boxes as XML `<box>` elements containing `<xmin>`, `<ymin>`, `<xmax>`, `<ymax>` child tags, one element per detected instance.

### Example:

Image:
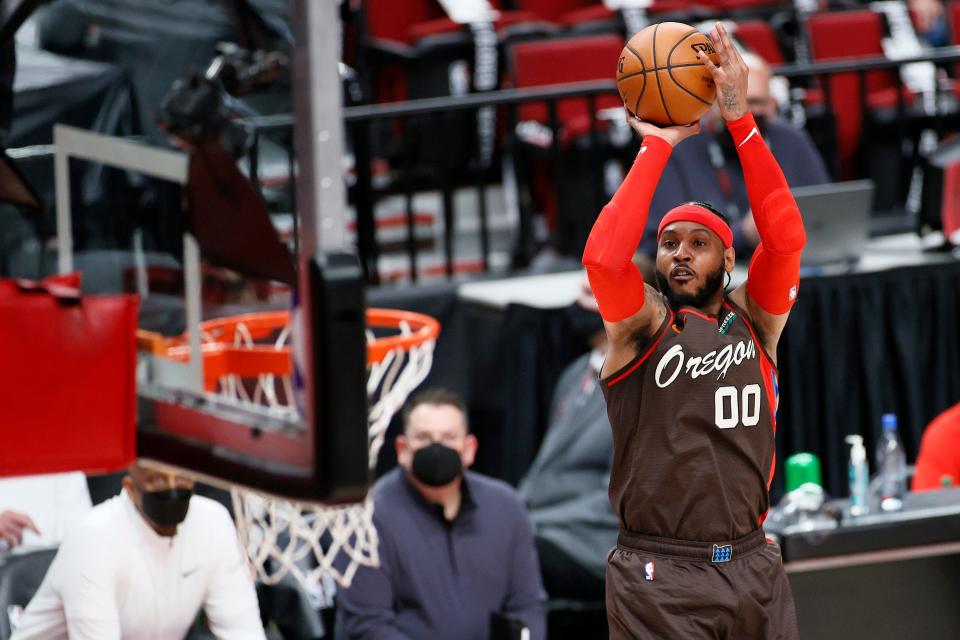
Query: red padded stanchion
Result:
<box><xmin>0</xmin><ymin>273</ymin><xmax>138</xmax><ymax>476</ymax></box>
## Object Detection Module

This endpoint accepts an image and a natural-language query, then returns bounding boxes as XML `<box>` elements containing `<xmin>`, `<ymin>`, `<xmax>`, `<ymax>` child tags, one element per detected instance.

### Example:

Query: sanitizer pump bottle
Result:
<box><xmin>845</xmin><ymin>435</ymin><xmax>870</xmax><ymax>517</ymax></box>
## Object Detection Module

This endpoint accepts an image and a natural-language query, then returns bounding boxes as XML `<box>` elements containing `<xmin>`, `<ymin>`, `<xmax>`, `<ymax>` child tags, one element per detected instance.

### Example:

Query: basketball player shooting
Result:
<box><xmin>583</xmin><ymin>24</ymin><xmax>804</xmax><ymax>639</ymax></box>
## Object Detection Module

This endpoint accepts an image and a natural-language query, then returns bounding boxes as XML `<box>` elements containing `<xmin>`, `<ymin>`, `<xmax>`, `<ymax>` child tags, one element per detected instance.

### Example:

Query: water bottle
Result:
<box><xmin>876</xmin><ymin>414</ymin><xmax>907</xmax><ymax>512</ymax></box>
<box><xmin>845</xmin><ymin>435</ymin><xmax>869</xmax><ymax>517</ymax></box>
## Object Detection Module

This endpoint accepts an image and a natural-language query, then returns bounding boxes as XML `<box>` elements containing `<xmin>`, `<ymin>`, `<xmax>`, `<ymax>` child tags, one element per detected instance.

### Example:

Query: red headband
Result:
<box><xmin>657</xmin><ymin>204</ymin><xmax>733</xmax><ymax>249</ymax></box>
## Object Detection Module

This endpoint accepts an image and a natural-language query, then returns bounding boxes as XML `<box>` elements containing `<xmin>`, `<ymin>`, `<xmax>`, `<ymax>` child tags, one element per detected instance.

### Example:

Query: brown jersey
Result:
<box><xmin>601</xmin><ymin>295</ymin><xmax>779</xmax><ymax>541</ymax></box>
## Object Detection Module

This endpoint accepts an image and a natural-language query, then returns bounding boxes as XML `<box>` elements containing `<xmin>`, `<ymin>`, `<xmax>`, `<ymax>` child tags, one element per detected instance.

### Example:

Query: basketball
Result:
<box><xmin>616</xmin><ymin>22</ymin><xmax>721</xmax><ymax>126</ymax></box>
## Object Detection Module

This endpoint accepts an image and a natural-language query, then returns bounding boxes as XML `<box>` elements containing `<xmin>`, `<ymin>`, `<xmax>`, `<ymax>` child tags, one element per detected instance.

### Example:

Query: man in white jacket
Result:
<box><xmin>13</xmin><ymin>461</ymin><xmax>265</xmax><ymax>639</ymax></box>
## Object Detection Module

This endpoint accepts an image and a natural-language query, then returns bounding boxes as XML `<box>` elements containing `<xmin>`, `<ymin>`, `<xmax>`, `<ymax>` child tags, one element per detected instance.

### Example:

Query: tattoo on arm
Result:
<box><xmin>641</xmin><ymin>299</ymin><xmax>667</xmax><ymax>343</ymax></box>
<box><xmin>720</xmin><ymin>87</ymin><xmax>738</xmax><ymax>112</ymax></box>
<box><xmin>633</xmin><ymin>300</ymin><xmax>667</xmax><ymax>355</ymax></box>
<box><xmin>654</xmin><ymin>302</ymin><xmax>666</xmax><ymax>327</ymax></box>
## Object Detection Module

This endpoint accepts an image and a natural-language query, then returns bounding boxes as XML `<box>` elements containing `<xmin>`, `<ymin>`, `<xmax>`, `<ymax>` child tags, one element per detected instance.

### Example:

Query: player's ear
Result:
<box><xmin>122</xmin><ymin>474</ymin><xmax>136</xmax><ymax>500</ymax></box>
<box><xmin>724</xmin><ymin>246</ymin><xmax>735</xmax><ymax>272</ymax></box>
<box><xmin>395</xmin><ymin>434</ymin><xmax>410</xmax><ymax>464</ymax></box>
<box><xmin>461</xmin><ymin>434</ymin><xmax>479</xmax><ymax>469</ymax></box>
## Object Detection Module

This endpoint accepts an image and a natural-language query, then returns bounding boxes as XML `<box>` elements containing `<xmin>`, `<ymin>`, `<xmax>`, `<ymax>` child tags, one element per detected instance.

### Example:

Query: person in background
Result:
<box><xmin>913</xmin><ymin>402</ymin><xmax>960</xmax><ymax>490</ymax></box>
<box><xmin>0</xmin><ymin>473</ymin><xmax>92</xmax><ymax>550</ymax></box>
<box><xmin>643</xmin><ymin>51</ymin><xmax>829</xmax><ymax>259</ymax></box>
<box><xmin>13</xmin><ymin>461</ymin><xmax>265</xmax><ymax>640</ymax></box>
<box><xmin>0</xmin><ymin>510</ymin><xmax>38</xmax><ymax>550</ymax></box>
<box><xmin>336</xmin><ymin>388</ymin><xmax>546</xmax><ymax>640</ymax></box>
<box><xmin>519</xmin><ymin>266</ymin><xmax>651</xmax><ymax>603</ymax></box>
<box><xmin>908</xmin><ymin>0</ymin><xmax>948</xmax><ymax>46</ymax></box>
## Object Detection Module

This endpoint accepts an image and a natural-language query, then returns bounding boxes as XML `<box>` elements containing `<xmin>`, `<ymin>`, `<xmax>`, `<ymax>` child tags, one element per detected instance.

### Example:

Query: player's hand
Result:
<box><xmin>625</xmin><ymin>109</ymin><xmax>700</xmax><ymax>147</ymax></box>
<box><xmin>698</xmin><ymin>22</ymin><xmax>748</xmax><ymax>122</ymax></box>
<box><xmin>0</xmin><ymin>510</ymin><xmax>40</xmax><ymax>548</ymax></box>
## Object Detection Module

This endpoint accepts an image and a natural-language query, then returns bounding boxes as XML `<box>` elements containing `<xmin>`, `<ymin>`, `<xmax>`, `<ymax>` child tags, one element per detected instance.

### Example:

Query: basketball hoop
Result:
<box><xmin>138</xmin><ymin>308</ymin><xmax>439</xmax><ymax>589</ymax></box>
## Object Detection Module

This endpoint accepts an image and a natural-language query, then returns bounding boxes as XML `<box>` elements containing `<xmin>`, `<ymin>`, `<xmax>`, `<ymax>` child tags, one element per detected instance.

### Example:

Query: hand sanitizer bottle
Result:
<box><xmin>845</xmin><ymin>435</ymin><xmax>869</xmax><ymax>517</ymax></box>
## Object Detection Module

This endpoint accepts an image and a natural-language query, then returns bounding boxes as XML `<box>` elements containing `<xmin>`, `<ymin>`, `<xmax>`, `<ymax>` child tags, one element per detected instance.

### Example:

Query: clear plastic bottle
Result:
<box><xmin>876</xmin><ymin>414</ymin><xmax>907</xmax><ymax>512</ymax></box>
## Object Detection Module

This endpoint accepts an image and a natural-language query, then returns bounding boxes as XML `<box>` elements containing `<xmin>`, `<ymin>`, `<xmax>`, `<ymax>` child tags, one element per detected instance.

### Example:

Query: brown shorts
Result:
<box><xmin>606</xmin><ymin>529</ymin><xmax>798</xmax><ymax>640</ymax></box>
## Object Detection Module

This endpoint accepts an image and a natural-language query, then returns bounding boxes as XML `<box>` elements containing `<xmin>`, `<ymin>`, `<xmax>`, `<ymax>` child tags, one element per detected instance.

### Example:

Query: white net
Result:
<box><xmin>201</xmin><ymin>312</ymin><xmax>437</xmax><ymax>590</ymax></box>
<box><xmin>230</xmin><ymin>490</ymin><xmax>379</xmax><ymax>588</ymax></box>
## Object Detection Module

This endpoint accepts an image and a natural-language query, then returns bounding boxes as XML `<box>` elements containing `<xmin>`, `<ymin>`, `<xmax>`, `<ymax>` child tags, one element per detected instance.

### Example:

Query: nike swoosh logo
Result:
<box><xmin>182</xmin><ymin>568</ymin><xmax>199</xmax><ymax>578</ymax></box>
<box><xmin>738</xmin><ymin>127</ymin><xmax>760</xmax><ymax>148</ymax></box>
<box><xmin>638</xmin><ymin>145</ymin><xmax>647</xmax><ymax>156</ymax></box>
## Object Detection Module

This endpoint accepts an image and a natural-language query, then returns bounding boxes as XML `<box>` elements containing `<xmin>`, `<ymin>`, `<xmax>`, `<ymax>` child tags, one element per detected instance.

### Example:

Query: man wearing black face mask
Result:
<box><xmin>336</xmin><ymin>388</ymin><xmax>547</xmax><ymax>640</ymax></box>
<box><xmin>13</xmin><ymin>462</ymin><xmax>265</xmax><ymax>639</ymax></box>
<box><xmin>642</xmin><ymin>51</ymin><xmax>829</xmax><ymax>259</ymax></box>
<box><xmin>124</xmin><ymin>464</ymin><xmax>195</xmax><ymax>535</ymax></box>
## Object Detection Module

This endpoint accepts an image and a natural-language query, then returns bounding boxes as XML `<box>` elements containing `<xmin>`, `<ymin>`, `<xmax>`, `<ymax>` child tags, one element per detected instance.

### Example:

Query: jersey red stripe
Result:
<box><xmin>723</xmin><ymin>301</ymin><xmax>779</xmax><ymax>430</ymax></box>
<box><xmin>678</xmin><ymin>308</ymin><xmax>715</xmax><ymax>323</ymax></box>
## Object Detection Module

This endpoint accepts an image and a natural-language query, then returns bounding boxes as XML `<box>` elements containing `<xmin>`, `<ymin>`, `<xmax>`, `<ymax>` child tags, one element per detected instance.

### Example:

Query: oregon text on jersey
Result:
<box><xmin>654</xmin><ymin>338</ymin><xmax>758</xmax><ymax>388</ymax></box>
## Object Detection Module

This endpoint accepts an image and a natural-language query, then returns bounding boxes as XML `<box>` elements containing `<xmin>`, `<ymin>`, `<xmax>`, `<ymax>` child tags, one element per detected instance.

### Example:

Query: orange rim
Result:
<box><xmin>137</xmin><ymin>308</ymin><xmax>440</xmax><ymax>386</ymax></box>
<box><xmin>365</xmin><ymin>308</ymin><xmax>441</xmax><ymax>363</ymax></box>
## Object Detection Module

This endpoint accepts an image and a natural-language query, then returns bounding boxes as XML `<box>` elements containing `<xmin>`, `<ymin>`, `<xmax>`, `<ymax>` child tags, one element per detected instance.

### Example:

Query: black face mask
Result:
<box><xmin>564</xmin><ymin>302</ymin><xmax>605</xmax><ymax>346</ymax></box>
<box><xmin>140</xmin><ymin>488</ymin><xmax>193</xmax><ymax>529</ymax></box>
<box><xmin>411</xmin><ymin>443</ymin><xmax>463</xmax><ymax>487</ymax></box>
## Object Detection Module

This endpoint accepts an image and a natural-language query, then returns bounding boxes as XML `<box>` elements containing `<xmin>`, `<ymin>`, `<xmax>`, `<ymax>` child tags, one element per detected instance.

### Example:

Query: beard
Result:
<box><xmin>655</xmin><ymin>264</ymin><xmax>727</xmax><ymax>311</ymax></box>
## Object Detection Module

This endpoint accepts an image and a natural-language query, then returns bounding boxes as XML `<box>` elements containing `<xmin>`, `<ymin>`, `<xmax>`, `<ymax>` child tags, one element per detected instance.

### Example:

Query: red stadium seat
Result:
<box><xmin>363</xmin><ymin>0</ymin><xmax>444</xmax><ymax>48</ymax></box>
<box><xmin>949</xmin><ymin>2</ymin><xmax>960</xmax><ymax>95</ymax></box>
<box><xmin>702</xmin><ymin>0</ymin><xmax>785</xmax><ymax>10</ymax></box>
<box><xmin>515</xmin><ymin>0</ymin><xmax>600</xmax><ymax>23</ymax></box>
<box><xmin>556</xmin><ymin>1</ymin><xmax>710</xmax><ymax>28</ymax></box>
<box><xmin>508</xmin><ymin>34</ymin><xmax>624</xmax><ymax>141</ymax></box>
<box><xmin>520</xmin><ymin>0</ymin><xmax>683</xmax><ymax>36</ymax></box>
<box><xmin>806</xmin><ymin>10</ymin><xmax>913</xmax><ymax>178</ymax></box>
<box><xmin>361</xmin><ymin>0</ymin><xmax>445</xmax><ymax>102</ymax></box>
<box><xmin>558</xmin><ymin>3</ymin><xmax>616</xmax><ymax>28</ymax></box>
<box><xmin>732</xmin><ymin>20</ymin><xmax>783</xmax><ymax>65</ymax></box>
<box><xmin>951</xmin><ymin>1</ymin><xmax>960</xmax><ymax>41</ymax></box>
<box><xmin>364</xmin><ymin>0</ymin><xmax>543</xmax><ymax>46</ymax></box>
<box><xmin>363</xmin><ymin>0</ymin><xmax>542</xmax><ymax>45</ymax></box>
<box><xmin>943</xmin><ymin>160</ymin><xmax>960</xmax><ymax>240</ymax></box>
<box><xmin>407</xmin><ymin>9</ymin><xmax>544</xmax><ymax>42</ymax></box>
<box><xmin>361</xmin><ymin>0</ymin><xmax>552</xmax><ymax>102</ymax></box>
<box><xmin>507</xmin><ymin>33</ymin><xmax>624</xmax><ymax>231</ymax></box>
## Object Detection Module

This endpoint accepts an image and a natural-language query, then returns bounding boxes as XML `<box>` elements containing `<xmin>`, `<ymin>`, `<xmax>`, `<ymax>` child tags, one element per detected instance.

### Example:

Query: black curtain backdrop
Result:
<box><xmin>776</xmin><ymin>261</ymin><xmax>960</xmax><ymax>499</ymax></box>
<box><xmin>488</xmin><ymin>303</ymin><xmax>589</xmax><ymax>485</ymax></box>
<box><xmin>374</xmin><ymin>261</ymin><xmax>960</xmax><ymax>498</ymax></box>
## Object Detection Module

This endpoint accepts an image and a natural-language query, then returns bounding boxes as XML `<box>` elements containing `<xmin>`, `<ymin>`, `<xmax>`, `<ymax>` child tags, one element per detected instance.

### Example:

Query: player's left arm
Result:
<box><xmin>699</xmin><ymin>23</ymin><xmax>806</xmax><ymax>361</ymax></box>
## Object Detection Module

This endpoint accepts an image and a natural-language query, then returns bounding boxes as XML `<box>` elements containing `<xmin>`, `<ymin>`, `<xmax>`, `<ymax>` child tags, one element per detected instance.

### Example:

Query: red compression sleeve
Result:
<box><xmin>727</xmin><ymin>113</ymin><xmax>807</xmax><ymax>315</ymax></box>
<box><xmin>582</xmin><ymin>136</ymin><xmax>672</xmax><ymax>322</ymax></box>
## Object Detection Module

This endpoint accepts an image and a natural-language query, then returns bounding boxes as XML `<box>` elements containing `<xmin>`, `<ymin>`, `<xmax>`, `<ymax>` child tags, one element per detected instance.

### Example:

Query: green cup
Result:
<box><xmin>785</xmin><ymin>452</ymin><xmax>822</xmax><ymax>493</ymax></box>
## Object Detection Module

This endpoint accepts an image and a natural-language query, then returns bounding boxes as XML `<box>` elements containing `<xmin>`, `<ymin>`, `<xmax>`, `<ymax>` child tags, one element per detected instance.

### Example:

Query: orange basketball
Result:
<box><xmin>616</xmin><ymin>22</ymin><xmax>721</xmax><ymax>126</ymax></box>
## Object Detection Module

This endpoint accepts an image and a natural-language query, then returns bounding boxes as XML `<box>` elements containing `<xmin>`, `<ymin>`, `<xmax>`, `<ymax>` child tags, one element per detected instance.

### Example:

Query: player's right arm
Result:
<box><xmin>582</xmin><ymin>112</ymin><xmax>699</xmax><ymax>375</ymax></box>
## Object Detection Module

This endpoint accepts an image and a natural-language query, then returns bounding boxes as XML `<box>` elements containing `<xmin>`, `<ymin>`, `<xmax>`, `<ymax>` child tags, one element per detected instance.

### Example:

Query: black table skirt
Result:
<box><xmin>777</xmin><ymin>261</ymin><xmax>960</xmax><ymax>499</ymax></box>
